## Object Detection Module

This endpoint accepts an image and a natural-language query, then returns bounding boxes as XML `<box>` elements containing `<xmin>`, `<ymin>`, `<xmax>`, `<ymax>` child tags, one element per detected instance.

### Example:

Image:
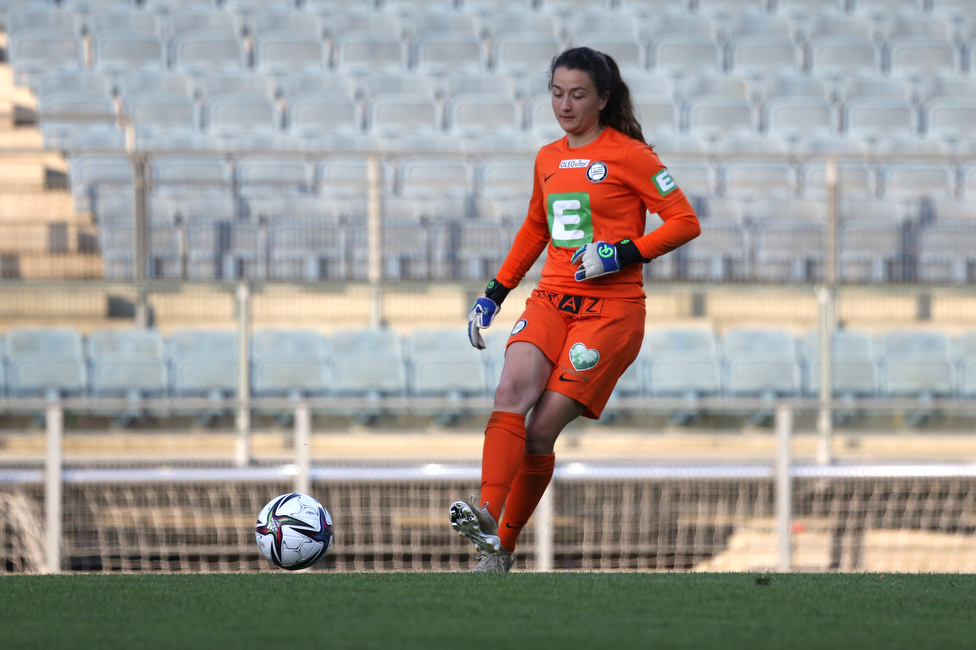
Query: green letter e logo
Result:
<box><xmin>653</xmin><ymin>169</ymin><xmax>677</xmax><ymax>197</ymax></box>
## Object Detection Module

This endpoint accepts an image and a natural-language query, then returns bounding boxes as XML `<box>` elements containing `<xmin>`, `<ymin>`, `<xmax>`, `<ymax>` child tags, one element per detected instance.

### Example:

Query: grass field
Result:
<box><xmin>2</xmin><ymin>572</ymin><xmax>975</xmax><ymax>649</ymax></box>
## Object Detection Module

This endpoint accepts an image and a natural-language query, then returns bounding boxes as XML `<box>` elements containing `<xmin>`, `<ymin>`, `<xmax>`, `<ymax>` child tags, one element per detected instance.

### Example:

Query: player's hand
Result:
<box><xmin>467</xmin><ymin>296</ymin><xmax>499</xmax><ymax>349</ymax></box>
<box><xmin>572</xmin><ymin>241</ymin><xmax>621</xmax><ymax>281</ymax></box>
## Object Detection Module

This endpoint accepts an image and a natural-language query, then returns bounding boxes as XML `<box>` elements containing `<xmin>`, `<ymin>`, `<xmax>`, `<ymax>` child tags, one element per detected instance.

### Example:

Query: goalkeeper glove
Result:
<box><xmin>571</xmin><ymin>239</ymin><xmax>646</xmax><ymax>282</ymax></box>
<box><xmin>467</xmin><ymin>278</ymin><xmax>511</xmax><ymax>350</ymax></box>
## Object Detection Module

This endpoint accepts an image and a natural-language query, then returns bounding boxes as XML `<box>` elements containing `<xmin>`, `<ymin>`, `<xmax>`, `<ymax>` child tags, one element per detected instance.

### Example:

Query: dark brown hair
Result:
<box><xmin>549</xmin><ymin>47</ymin><xmax>645</xmax><ymax>144</ymax></box>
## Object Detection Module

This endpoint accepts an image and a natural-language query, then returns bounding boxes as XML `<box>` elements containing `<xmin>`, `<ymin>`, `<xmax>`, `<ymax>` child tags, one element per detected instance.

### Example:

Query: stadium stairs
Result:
<box><xmin>0</xmin><ymin>52</ymin><xmax>101</xmax><ymax>282</ymax></box>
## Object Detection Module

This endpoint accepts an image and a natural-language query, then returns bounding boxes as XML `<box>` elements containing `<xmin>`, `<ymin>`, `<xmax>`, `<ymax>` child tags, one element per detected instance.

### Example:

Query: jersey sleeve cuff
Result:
<box><xmin>615</xmin><ymin>239</ymin><xmax>649</xmax><ymax>267</ymax></box>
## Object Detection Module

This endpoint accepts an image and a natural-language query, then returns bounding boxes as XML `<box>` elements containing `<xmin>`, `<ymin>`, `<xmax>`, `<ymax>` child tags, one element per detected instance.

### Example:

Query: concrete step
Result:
<box><xmin>0</xmin><ymin>189</ymin><xmax>80</xmax><ymax>220</ymax></box>
<box><xmin>13</xmin><ymin>253</ymin><xmax>103</xmax><ymax>279</ymax></box>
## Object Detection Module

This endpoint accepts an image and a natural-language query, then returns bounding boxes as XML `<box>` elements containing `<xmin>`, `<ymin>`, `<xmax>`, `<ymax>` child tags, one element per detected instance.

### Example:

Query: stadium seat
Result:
<box><xmin>632</xmin><ymin>95</ymin><xmax>678</xmax><ymax>135</ymax></box>
<box><xmin>87</xmin><ymin>328</ymin><xmax>168</xmax><ymax>399</ymax></box>
<box><xmin>839</xmin><ymin>216</ymin><xmax>908</xmax><ymax>283</ymax></box>
<box><xmin>729</xmin><ymin>34</ymin><xmax>801</xmax><ymax>78</ymax></box>
<box><xmin>205</xmin><ymin>91</ymin><xmax>280</xmax><ymax>137</ymax></box>
<box><xmin>662</xmin><ymin>160</ymin><xmax>717</xmax><ymax>196</ymax></box>
<box><xmin>367</xmin><ymin>93</ymin><xmax>441</xmax><ymax>141</ymax></box>
<box><xmin>329</xmin><ymin>329</ymin><xmax>407</xmax><ymax>398</ymax></box>
<box><xmin>80</xmin><ymin>7</ymin><xmax>159</xmax><ymax>37</ymax></box>
<box><xmin>683</xmin><ymin>219</ymin><xmax>750</xmax><ymax>282</ymax></box>
<box><xmin>484</xmin><ymin>8</ymin><xmax>560</xmax><ymax>41</ymax></box>
<box><xmin>92</xmin><ymin>30</ymin><xmax>166</xmax><ymax>74</ymax></box>
<box><xmin>456</xmin><ymin>220</ymin><xmax>517</xmax><ymax>280</ymax></box>
<box><xmin>172</xmin><ymin>30</ymin><xmax>248</xmax><ymax>76</ymax></box>
<box><xmin>125</xmin><ymin>93</ymin><xmax>200</xmax><ymax>146</ymax></box>
<box><xmin>476</xmin><ymin>157</ymin><xmax>534</xmax><ymax>220</ymax></box>
<box><xmin>168</xmin><ymin>329</ymin><xmax>238</xmax><ymax>398</ymax></box>
<box><xmin>809</xmin><ymin>35</ymin><xmax>881</xmax><ymax>78</ymax></box>
<box><xmin>117</xmin><ymin>69</ymin><xmax>193</xmax><ymax>100</ymax></box>
<box><xmin>572</xmin><ymin>34</ymin><xmax>647</xmax><ymax>73</ymax></box>
<box><xmin>925</xmin><ymin>97</ymin><xmax>976</xmax><ymax>144</ymax></box>
<box><xmin>722</xmin><ymin>160</ymin><xmax>795</xmax><ymax>198</ymax></box>
<box><xmin>845</xmin><ymin>97</ymin><xmax>917</xmax><ymax>142</ymax></box>
<box><xmin>152</xmin><ymin>156</ymin><xmax>231</xmax><ymax>190</ymax></box>
<box><xmin>188</xmin><ymin>219</ymin><xmax>264</xmax><ymax>280</ymax></box>
<box><xmin>879</xmin><ymin>330</ymin><xmax>956</xmax><ymax>398</ymax></box>
<box><xmin>764</xmin><ymin>96</ymin><xmax>834</xmax><ymax>142</ymax></box>
<box><xmin>269</xmin><ymin>215</ymin><xmax>348</xmax><ymax>280</ymax></box>
<box><xmin>643</xmin><ymin>328</ymin><xmax>721</xmax><ymax>398</ymax></box>
<box><xmin>722</xmin><ymin>328</ymin><xmax>802</xmax><ymax>398</ymax></box>
<box><xmin>252</xmin><ymin>329</ymin><xmax>331</xmax><ymax>398</ymax></box>
<box><xmin>888</xmin><ymin>36</ymin><xmax>959</xmax><ymax>79</ymax></box>
<box><xmin>255</xmin><ymin>31</ymin><xmax>329</xmax><ymax>75</ymax></box>
<box><xmin>801</xmin><ymin>329</ymin><xmax>879</xmax><ymax>397</ymax></box>
<box><xmin>758</xmin><ymin>74</ymin><xmax>830</xmax><ymax>103</ymax></box>
<box><xmin>801</xmin><ymin>162</ymin><xmax>876</xmax><ymax>199</ymax></box>
<box><xmin>492</xmin><ymin>33</ymin><xmax>563</xmax><ymax>77</ymax></box>
<box><xmin>956</xmin><ymin>331</ymin><xmax>976</xmax><ymax>398</ymax></box>
<box><xmin>686</xmin><ymin>96</ymin><xmax>755</xmax><ymax>139</ymax></box>
<box><xmin>852</xmin><ymin>0</ymin><xmax>924</xmax><ymax>17</ymax></box>
<box><xmin>246</xmin><ymin>9</ymin><xmax>322</xmax><ymax>38</ymax></box>
<box><xmin>5</xmin><ymin>327</ymin><xmax>87</xmax><ymax>398</ymax></box>
<box><xmin>336</xmin><ymin>33</ymin><xmax>406</xmax><ymax>76</ymax></box>
<box><xmin>918</xmin><ymin>222</ymin><xmax>976</xmax><ymax>284</ymax></box>
<box><xmin>754</xmin><ymin>218</ymin><xmax>826</xmax><ymax>282</ymax></box>
<box><xmin>237</xmin><ymin>156</ymin><xmax>312</xmax><ymax>197</ymax></box>
<box><xmin>882</xmin><ymin>163</ymin><xmax>956</xmax><ymax>200</ymax></box>
<box><xmin>68</xmin><ymin>154</ymin><xmax>133</xmax><ymax>212</ymax></box>
<box><xmin>447</xmin><ymin>93</ymin><xmax>522</xmax><ymax>140</ymax></box>
<box><xmin>651</xmin><ymin>34</ymin><xmax>723</xmax><ymax>77</ymax></box>
<box><xmin>406</xmin><ymin>329</ymin><xmax>487</xmax><ymax>397</ymax></box>
<box><xmin>413</xmin><ymin>33</ymin><xmax>485</xmax><ymax>76</ymax></box>
<box><xmin>697</xmin><ymin>0</ymin><xmax>767</xmax><ymax>13</ymax></box>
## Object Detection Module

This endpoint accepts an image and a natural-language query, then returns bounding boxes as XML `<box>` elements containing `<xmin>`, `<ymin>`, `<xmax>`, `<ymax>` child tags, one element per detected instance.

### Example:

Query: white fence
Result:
<box><xmin>4</xmin><ymin>405</ymin><xmax>976</xmax><ymax>573</ymax></box>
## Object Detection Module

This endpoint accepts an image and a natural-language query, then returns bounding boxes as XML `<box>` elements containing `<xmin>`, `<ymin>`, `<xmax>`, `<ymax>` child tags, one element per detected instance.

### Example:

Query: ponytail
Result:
<box><xmin>549</xmin><ymin>47</ymin><xmax>646</xmax><ymax>144</ymax></box>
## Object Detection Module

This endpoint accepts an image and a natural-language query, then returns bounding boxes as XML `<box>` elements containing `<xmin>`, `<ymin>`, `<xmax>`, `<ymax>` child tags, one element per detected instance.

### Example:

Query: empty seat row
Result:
<box><xmin>3</xmin><ymin>325</ymin><xmax>976</xmax><ymax>403</ymax></box>
<box><xmin>72</xmin><ymin>157</ymin><xmax>976</xmax><ymax>220</ymax></box>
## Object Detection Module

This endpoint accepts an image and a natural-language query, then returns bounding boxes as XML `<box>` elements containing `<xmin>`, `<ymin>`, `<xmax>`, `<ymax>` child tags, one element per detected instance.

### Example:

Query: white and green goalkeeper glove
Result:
<box><xmin>571</xmin><ymin>239</ymin><xmax>646</xmax><ymax>281</ymax></box>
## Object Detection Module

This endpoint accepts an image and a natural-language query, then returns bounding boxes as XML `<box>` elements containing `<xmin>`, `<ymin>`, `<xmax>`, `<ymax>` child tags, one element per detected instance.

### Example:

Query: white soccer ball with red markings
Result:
<box><xmin>255</xmin><ymin>493</ymin><xmax>334</xmax><ymax>570</ymax></box>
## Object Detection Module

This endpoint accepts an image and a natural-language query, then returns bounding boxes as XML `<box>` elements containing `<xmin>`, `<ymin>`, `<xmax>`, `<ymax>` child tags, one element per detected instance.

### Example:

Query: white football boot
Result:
<box><xmin>449</xmin><ymin>497</ymin><xmax>501</xmax><ymax>556</ymax></box>
<box><xmin>472</xmin><ymin>548</ymin><xmax>514</xmax><ymax>573</ymax></box>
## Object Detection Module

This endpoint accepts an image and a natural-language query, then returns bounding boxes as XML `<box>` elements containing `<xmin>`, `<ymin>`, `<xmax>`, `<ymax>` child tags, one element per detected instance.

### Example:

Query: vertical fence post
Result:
<box><xmin>132</xmin><ymin>153</ymin><xmax>150</xmax><ymax>327</ymax></box>
<box><xmin>367</xmin><ymin>155</ymin><xmax>383</xmax><ymax>329</ymax></box>
<box><xmin>775</xmin><ymin>405</ymin><xmax>793</xmax><ymax>573</ymax></box>
<box><xmin>817</xmin><ymin>157</ymin><xmax>839</xmax><ymax>465</ymax></box>
<box><xmin>535</xmin><ymin>484</ymin><xmax>554</xmax><ymax>572</ymax></box>
<box><xmin>45</xmin><ymin>402</ymin><xmax>63</xmax><ymax>574</ymax></box>
<box><xmin>294</xmin><ymin>403</ymin><xmax>311</xmax><ymax>496</ymax></box>
<box><xmin>235</xmin><ymin>281</ymin><xmax>251</xmax><ymax>467</ymax></box>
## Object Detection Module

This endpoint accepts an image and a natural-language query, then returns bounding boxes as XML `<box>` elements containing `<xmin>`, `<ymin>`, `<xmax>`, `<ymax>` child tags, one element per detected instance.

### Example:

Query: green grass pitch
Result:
<box><xmin>2</xmin><ymin>572</ymin><xmax>975</xmax><ymax>649</ymax></box>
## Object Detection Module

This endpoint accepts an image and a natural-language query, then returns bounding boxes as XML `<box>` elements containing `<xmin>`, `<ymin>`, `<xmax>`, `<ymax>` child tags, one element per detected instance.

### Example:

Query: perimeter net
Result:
<box><xmin>3</xmin><ymin>470</ymin><xmax>975</xmax><ymax>573</ymax></box>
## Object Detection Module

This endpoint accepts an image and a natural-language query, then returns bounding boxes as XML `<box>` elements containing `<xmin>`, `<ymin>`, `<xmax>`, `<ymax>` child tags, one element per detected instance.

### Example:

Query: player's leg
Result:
<box><xmin>449</xmin><ymin>341</ymin><xmax>553</xmax><ymax>555</ymax></box>
<box><xmin>497</xmin><ymin>390</ymin><xmax>585</xmax><ymax>554</ymax></box>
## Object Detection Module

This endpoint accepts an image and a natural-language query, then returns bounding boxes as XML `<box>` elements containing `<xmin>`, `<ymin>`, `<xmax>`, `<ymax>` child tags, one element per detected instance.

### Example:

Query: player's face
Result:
<box><xmin>550</xmin><ymin>67</ymin><xmax>609</xmax><ymax>139</ymax></box>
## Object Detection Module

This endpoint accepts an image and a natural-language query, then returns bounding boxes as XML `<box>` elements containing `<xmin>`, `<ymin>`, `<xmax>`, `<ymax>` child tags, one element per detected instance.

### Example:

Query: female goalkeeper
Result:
<box><xmin>449</xmin><ymin>47</ymin><xmax>700</xmax><ymax>572</ymax></box>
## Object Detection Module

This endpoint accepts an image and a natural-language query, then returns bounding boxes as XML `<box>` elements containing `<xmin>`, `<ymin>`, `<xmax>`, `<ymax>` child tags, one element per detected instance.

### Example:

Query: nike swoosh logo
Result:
<box><xmin>558</xmin><ymin>374</ymin><xmax>582</xmax><ymax>383</ymax></box>
<box><xmin>505</xmin><ymin>523</ymin><xmax>520</xmax><ymax>530</ymax></box>
<box><xmin>544</xmin><ymin>172</ymin><xmax>556</xmax><ymax>183</ymax></box>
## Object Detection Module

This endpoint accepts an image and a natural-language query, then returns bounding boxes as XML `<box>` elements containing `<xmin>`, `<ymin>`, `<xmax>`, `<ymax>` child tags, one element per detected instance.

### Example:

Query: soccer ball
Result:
<box><xmin>255</xmin><ymin>493</ymin><xmax>334</xmax><ymax>570</ymax></box>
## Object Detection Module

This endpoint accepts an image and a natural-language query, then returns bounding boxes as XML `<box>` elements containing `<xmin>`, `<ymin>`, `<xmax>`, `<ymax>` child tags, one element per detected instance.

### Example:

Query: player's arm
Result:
<box><xmin>573</xmin><ymin>197</ymin><xmax>699</xmax><ymax>281</ymax></box>
<box><xmin>572</xmin><ymin>144</ymin><xmax>700</xmax><ymax>281</ymax></box>
<box><xmin>468</xmin><ymin>157</ymin><xmax>550</xmax><ymax>348</ymax></box>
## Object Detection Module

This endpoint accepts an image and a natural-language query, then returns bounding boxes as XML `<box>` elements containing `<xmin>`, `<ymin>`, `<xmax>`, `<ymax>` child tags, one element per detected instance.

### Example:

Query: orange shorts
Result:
<box><xmin>505</xmin><ymin>288</ymin><xmax>645</xmax><ymax>419</ymax></box>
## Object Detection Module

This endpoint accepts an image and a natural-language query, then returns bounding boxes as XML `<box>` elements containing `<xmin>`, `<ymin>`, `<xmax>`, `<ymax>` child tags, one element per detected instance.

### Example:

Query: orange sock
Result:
<box><xmin>498</xmin><ymin>452</ymin><xmax>555</xmax><ymax>552</ymax></box>
<box><xmin>479</xmin><ymin>411</ymin><xmax>526</xmax><ymax>523</ymax></box>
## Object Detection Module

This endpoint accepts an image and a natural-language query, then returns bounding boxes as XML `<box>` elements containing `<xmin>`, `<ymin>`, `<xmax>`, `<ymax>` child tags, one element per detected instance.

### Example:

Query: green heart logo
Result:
<box><xmin>569</xmin><ymin>342</ymin><xmax>600</xmax><ymax>371</ymax></box>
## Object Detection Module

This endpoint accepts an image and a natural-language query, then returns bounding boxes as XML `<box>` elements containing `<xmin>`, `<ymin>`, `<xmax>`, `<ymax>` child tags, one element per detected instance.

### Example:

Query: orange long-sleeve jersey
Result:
<box><xmin>495</xmin><ymin>127</ymin><xmax>700</xmax><ymax>300</ymax></box>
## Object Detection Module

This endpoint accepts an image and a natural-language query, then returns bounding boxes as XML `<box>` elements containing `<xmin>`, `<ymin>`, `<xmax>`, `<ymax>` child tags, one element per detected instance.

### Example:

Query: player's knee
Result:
<box><xmin>492</xmin><ymin>377</ymin><xmax>538</xmax><ymax>415</ymax></box>
<box><xmin>524</xmin><ymin>422</ymin><xmax>558</xmax><ymax>455</ymax></box>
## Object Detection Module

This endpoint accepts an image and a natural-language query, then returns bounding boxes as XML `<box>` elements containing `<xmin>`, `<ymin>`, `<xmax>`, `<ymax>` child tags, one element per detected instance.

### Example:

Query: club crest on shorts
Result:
<box><xmin>569</xmin><ymin>342</ymin><xmax>600</xmax><ymax>371</ymax></box>
<box><xmin>511</xmin><ymin>319</ymin><xmax>527</xmax><ymax>336</ymax></box>
<box><xmin>586</xmin><ymin>161</ymin><xmax>608</xmax><ymax>183</ymax></box>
